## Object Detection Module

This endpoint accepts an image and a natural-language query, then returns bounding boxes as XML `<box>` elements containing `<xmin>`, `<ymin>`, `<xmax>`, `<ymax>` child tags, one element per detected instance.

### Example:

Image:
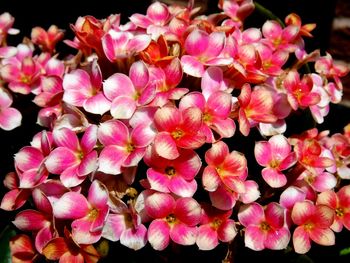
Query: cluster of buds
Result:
<box><xmin>0</xmin><ymin>0</ymin><xmax>349</xmax><ymax>262</ymax></box>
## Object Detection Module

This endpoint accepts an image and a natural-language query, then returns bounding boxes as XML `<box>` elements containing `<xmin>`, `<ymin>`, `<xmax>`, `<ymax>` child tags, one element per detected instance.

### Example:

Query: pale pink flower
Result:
<box><xmin>317</xmin><ymin>185</ymin><xmax>350</xmax><ymax>232</ymax></box>
<box><xmin>143</xmin><ymin>147</ymin><xmax>200</xmax><ymax>197</ymax></box>
<box><xmin>254</xmin><ymin>134</ymin><xmax>297</xmax><ymax>188</ymax></box>
<box><xmin>153</xmin><ymin>105</ymin><xmax>205</xmax><ymax>160</ymax></box>
<box><xmin>196</xmin><ymin>204</ymin><xmax>237</xmax><ymax>250</ymax></box>
<box><xmin>63</xmin><ymin>60</ymin><xmax>111</xmax><ymax>115</ymax></box>
<box><xmin>146</xmin><ymin>192</ymin><xmax>201</xmax><ymax>250</ymax></box>
<box><xmin>218</xmin><ymin>0</ymin><xmax>255</xmax><ymax>28</ymax></box>
<box><xmin>291</xmin><ymin>200</ymin><xmax>335</xmax><ymax>254</ymax></box>
<box><xmin>45</xmin><ymin>125</ymin><xmax>98</xmax><ymax>187</ymax></box>
<box><xmin>0</xmin><ymin>86</ymin><xmax>21</xmax><ymax>130</ymax></box>
<box><xmin>103</xmin><ymin>60</ymin><xmax>155</xmax><ymax>119</ymax></box>
<box><xmin>98</xmin><ymin>120</ymin><xmax>155</xmax><ymax>175</ymax></box>
<box><xmin>0</xmin><ymin>12</ymin><xmax>19</xmax><ymax>45</ymax></box>
<box><xmin>53</xmin><ymin>180</ymin><xmax>109</xmax><ymax>244</ymax></box>
<box><xmin>238</xmin><ymin>202</ymin><xmax>291</xmax><ymax>251</ymax></box>
<box><xmin>181</xmin><ymin>29</ymin><xmax>232</xmax><ymax>77</ymax></box>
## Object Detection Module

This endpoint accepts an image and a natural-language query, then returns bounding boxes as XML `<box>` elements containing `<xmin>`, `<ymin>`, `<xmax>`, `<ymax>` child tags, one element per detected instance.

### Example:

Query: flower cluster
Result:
<box><xmin>1</xmin><ymin>0</ymin><xmax>350</xmax><ymax>262</ymax></box>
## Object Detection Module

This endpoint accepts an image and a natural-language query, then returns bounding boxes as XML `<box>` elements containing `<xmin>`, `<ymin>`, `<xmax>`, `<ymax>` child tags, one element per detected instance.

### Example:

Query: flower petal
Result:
<box><xmin>145</xmin><ymin>192</ymin><xmax>175</xmax><ymax>219</ymax></box>
<box><xmin>265</xmin><ymin>227</ymin><xmax>290</xmax><ymax>250</ymax></box>
<box><xmin>244</xmin><ymin>225</ymin><xmax>265</xmax><ymax>251</ymax></box>
<box><xmin>120</xmin><ymin>224</ymin><xmax>147</xmax><ymax>250</ymax></box>
<box><xmin>0</xmin><ymin>107</ymin><xmax>22</xmax><ymax>130</ymax></box>
<box><xmin>196</xmin><ymin>224</ymin><xmax>218</xmax><ymax>250</ymax></box>
<box><xmin>181</xmin><ymin>55</ymin><xmax>205</xmax><ymax>78</ymax></box>
<box><xmin>262</xmin><ymin>168</ymin><xmax>287</xmax><ymax>188</ymax></box>
<box><xmin>45</xmin><ymin>147</ymin><xmax>78</xmax><ymax>174</ymax></box>
<box><xmin>170</xmin><ymin>223</ymin><xmax>197</xmax><ymax>246</ymax></box>
<box><xmin>238</xmin><ymin>203</ymin><xmax>264</xmax><ymax>227</ymax></box>
<box><xmin>53</xmin><ymin>192</ymin><xmax>89</xmax><ymax>219</ymax></box>
<box><xmin>98</xmin><ymin>145</ymin><xmax>126</xmax><ymax>175</ymax></box>
<box><xmin>293</xmin><ymin>226</ymin><xmax>311</xmax><ymax>254</ymax></box>
<box><xmin>154</xmin><ymin>132</ymin><xmax>179</xmax><ymax>160</ymax></box>
<box><xmin>13</xmin><ymin>209</ymin><xmax>48</xmax><ymax>231</ymax></box>
<box><xmin>169</xmin><ymin>177</ymin><xmax>197</xmax><ymax>198</ymax></box>
<box><xmin>147</xmin><ymin>219</ymin><xmax>170</xmax><ymax>250</ymax></box>
<box><xmin>174</xmin><ymin>197</ymin><xmax>201</xmax><ymax>226</ymax></box>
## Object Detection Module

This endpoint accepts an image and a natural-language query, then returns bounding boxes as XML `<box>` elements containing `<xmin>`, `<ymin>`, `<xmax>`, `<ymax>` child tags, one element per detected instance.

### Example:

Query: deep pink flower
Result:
<box><xmin>0</xmin><ymin>12</ymin><xmax>19</xmax><ymax>45</ymax></box>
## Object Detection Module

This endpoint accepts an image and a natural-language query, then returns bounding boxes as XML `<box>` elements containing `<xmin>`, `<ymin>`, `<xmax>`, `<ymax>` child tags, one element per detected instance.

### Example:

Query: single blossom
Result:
<box><xmin>0</xmin><ymin>86</ymin><xmax>22</xmax><ymax>130</ymax></box>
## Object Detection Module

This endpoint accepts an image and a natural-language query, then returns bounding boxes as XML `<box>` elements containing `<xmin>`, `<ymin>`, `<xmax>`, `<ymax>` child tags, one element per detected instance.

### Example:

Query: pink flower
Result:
<box><xmin>254</xmin><ymin>134</ymin><xmax>297</xmax><ymax>188</ymax></box>
<box><xmin>196</xmin><ymin>204</ymin><xmax>237</xmax><ymax>250</ymax></box>
<box><xmin>153</xmin><ymin>105</ymin><xmax>205</xmax><ymax>160</ymax></box>
<box><xmin>10</xmin><ymin>234</ymin><xmax>37</xmax><ymax>263</ymax></box>
<box><xmin>53</xmin><ymin>180</ymin><xmax>109</xmax><ymax>244</ymax></box>
<box><xmin>0</xmin><ymin>87</ymin><xmax>21</xmax><ymax>130</ymax></box>
<box><xmin>45</xmin><ymin>125</ymin><xmax>98</xmax><ymax>187</ymax></box>
<box><xmin>31</xmin><ymin>25</ymin><xmax>64</xmax><ymax>53</ymax></box>
<box><xmin>146</xmin><ymin>192</ymin><xmax>201</xmax><ymax>250</ymax></box>
<box><xmin>291</xmin><ymin>200</ymin><xmax>335</xmax><ymax>254</ymax></box>
<box><xmin>144</xmin><ymin>147</ymin><xmax>200</xmax><ymax>197</ymax></box>
<box><xmin>0</xmin><ymin>12</ymin><xmax>19</xmax><ymax>45</ymax></box>
<box><xmin>238</xmin><ymin>202</ymin><xmax>291</xmax><ymax>250</ymax></box>
<box><xmin>317</xmin><ymin>185</ymin><xmax>350</xmax><ymax>232</ymax></box>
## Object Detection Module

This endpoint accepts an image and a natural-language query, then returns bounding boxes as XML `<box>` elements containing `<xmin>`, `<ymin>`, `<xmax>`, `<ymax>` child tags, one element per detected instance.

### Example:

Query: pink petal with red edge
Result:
<box><xmin>212</xmin><ymin>118</ymin><xmax>236</xmax><ymax>139</ymax></box>
<box><xmin>102</xmin><ymin>214</ymin><xmax>126</xmax><ymax>241</ymax></box>
<box><xmin>120</xmin><ymin>224</ymin><xmax>147</xmax><ymax>250</ymax></box>
<box><xmin>53</xmin><ymin>127</ymin><xmax>79</xmax><ymax>150</ymax></box>
<box><xmin>110</xmin><ymin>96</ymin><xmax>136</xmax><ymax>119</ymax></box>
<box><xmin>201</xmin><ymin>66</ymin><xmax>225</xmax><ymax>100</ymax></box>
<box><xmin>0</xmin><ymin>189</ymin><xmax>30</xmax><ymax>211</ymax></box>
<box><xmin>291</xmin><ymin>201</ymin><xmax>315</xmax><ymax>225</ymax></box>
<box><xmin>147</xmin><ymin>169</ymin><xmax>170</xmax><ymax>193</ymax></box>
<box><xmin>90</xmin><ymin>206</ymin><xmax>109</xmax><ymax>232</ymax></box>
<box><xmin>154</xmin><ymin>132</ymin><xmax>179</xmax><ymax>160</ymax></box>
<box><xmin>176</xmin><ymin>132</ymin><xmax>206</xmax><ymax>150</ymax></box>
<box><xmin>196</xmin><ymin>224</ymin><xmax>218</xmax><ymax>250</ymax></box>
<box><xmin>19</xmin><ymin>168</ymin><xmax>48</xmax><ymax>188</ymax></box>
<box><xmin>182</xmin><ymin>107</ymin><xmax>202</xmax><ymax>131</ymax></box>
<box><xmin>163</xmin><ymin>58</ymin><xmax>183</xmax><ymax>87</ymax></box>
<box><xmin>127</xmin><ymin>34</ymin><xmax>151</xmax><ymax>53</ymax></box>
<box><xmin>262</xmin><ymin>168</ymin><xmax>287</xmax><ymax>188</ymax></box>
<box><xmin>145</xmin><ymin>192</ymin><xmax>175</xmax><ymax>219</ymax></box>
<box><xmin>218</xmin><ymin>219</ymin><xmax>237</xmax><ymax>242</ymax></box>
<box><xmin>0</xmin><ymin>107</ymin><xmax>22</xmax><ymax>130</ymax></box>
<box><xmin>265</xmin><ymin>202</ymin><xmax>285</xmax><ymax>228</ymax></box>
<box><xmin>181</xmin><ymin>55</ymin><xmax>205</xmax><ymax>78</ymax></box>
<box><xmin>15</xmin><ymin>146</ymin><xmax>43</xmax><ymax>171</ymax></box>
<box><xmin>130</xmin><ymin>61</ymin><xmax>149</xmax><ymax>88</ymax></box>
<box><xmin>175</xmin><ymin>150</ymin><xmax>201</xmax><ymax>180</ymax></box>
<box><xmin>238</xmin><ymin>203</ymin><xmax>264</xmax><ymax>227</ymax></box>
<box><xmin>174</xmin><ymin>197</ymin><xmax>201</xmax><ymax>226</ymax></box>
<box><xmin>72</xmin><ymin>218</ymin><xmax>102</xmax><ymax>244</ymax></box>
<box><xmin>282</xmin><ymin>25</ymin><xmax>299</xmax><ymax>41</ymax></box>
<box><xmin>238</xmin><ymin>109</ymin><xmax>250</xmax><ymax>136</ymax></box>
<box><xmin>147</xmin><ymin>219</ymin><xmax>170</xmax><ymax>250</ymax></box>
<box><xmin>265</xmin><ymin>227</ymin><xmax>290</xmax><ymax>250</ymax></box>
<box><xmin>13</xmin><ymin>210</ymin><xmax>48</xmax><ymax>231</ymax></box>
<box><xmin>84</xmin><ymin>93</ymin><xmax>111</xmax><ymax>115</ymax></box>
<box><xmin>53</xmin><ymin>192</ymin><xmax>89</xmax><ymax>219</ymax></box>
<box><xmin>293</xmin><ymin>226</ymin><xmax>311</xmax><ymax>254</ymax></box>
<box><xmin>9</xmin><ymin>82</ymin><xmax>32</xmax><ymax>95</ymax></box>
<box><xmin>185</xmin><ymin>30</ymin><xmax>209</xmax><ymax>56</ymax></box>
<box><xmin>147</xmin><ymin>1</ymin><xmax>169</xmax><ymax>24</ymax></box>
<box><xmin>103</xmin><ymin>73</ymin><xmax>134</xmax><ymax>101</ymax></box>
<box><xmin>98</xmin><ymin>145</ymin><xmax>127</xmax><ymax>175</ymax></box>
<box><xmin>78</xmin><ymin>151</ymin><xmax>97</xmax><ymax>176</ymax></box>
<box><xmin>316</xmin><ymin>190</ymin><xmax>337</xmax><ymax>209</ymax></box>
<box><xmin>309</xmin><ymin>227</ymin><xmax>335</xmax><ymax>246</ymax></box>
<box><xmin>45</xmin><ymin>147</ymin><xmax>78</xmax><ymax>174</ymax></box>
<box><xmin>131</xmin><ymin>124</ymin><xmax>156</xmax><ymax>147</ymax></box>
<box><xmin>279</xmin><ymin>152</ymin><xmax>297</xmax><ymax>170</ymax></box>
<box><xmin>35</xmin><ymin>226</ymin><xmax>54</xmax><ymax>253</ymax></box>
<box><xmin>170</xmin><ymin>223</ymin><xmax>197</xmax><ymax>246</ymax></box>
<box><xmin>32</xmin><ymin>189</ymin><xmax>52</xmax><ymax>214</ymax></box>
<box><xmin>279</xmin><ymin>186</ymin><xmax>306</xmax><ymax>210</ymax></box>
<box><xmin>98</xmin><ymin>120</ymin><xmax>128</xmax><ymax>146</ymax></box>
<box><xmin>154</xmin><ymin>106</ymin><xmax>180</xmax><ymax>131</ymax></box>
<box><xmin>88</xmin><ymin>180</ymin><xmax>108</xmax><ymax>208</ymax></box>
<box><xmin>21</xmin><ymin>57</ymin><xmax>37</xmax><ymax>76</ymax></box>
<box><xmin>244</xmin><ymin>225</ymin><xmax>265</xmax><ymax>251</ymax></box>
<box><xmin>338</xmin><ymin>185</ymin><xmax>350</xmax><ymax>206</ymax></box>
<box><xmin>138</xmin><ymin>83</ymin><xmax>156</xmax><ymax>105</ymax></box>
<box><xmin>315</xmin><ymin>205</ymin><xmax>335</xmax><ymax>227</ymax></box>
<box><xmin>169</xmin><ymin>177</ymin><xmax>197</xmax><ymax>198</ymax></box>
<box><xmin>202</xmin><ymin>166</ymin><xmax>220</xmax><ymax>192</ymax></box>
<box><xmin>209</xmin><ymin>185</ymin><xmax>238</xmax><ymax>210</ymax></box>
<box><xmin>262</xmin><ymin>20</ymin><xmax>282</xmax><ymax>40</ymax></box>
<box><xmin>102</xmin><ymin>32</ymin><xmax>119</xmax><ymax>61</ymax></box>
<box><xmin>205</xmin><ymin>141</ymin><xmax>229</xmax><ymax>166</ymax></box>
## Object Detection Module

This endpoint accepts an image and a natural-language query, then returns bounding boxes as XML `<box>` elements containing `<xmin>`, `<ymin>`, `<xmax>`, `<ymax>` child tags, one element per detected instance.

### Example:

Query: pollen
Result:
<box><xmin>126</xmin><ymin>143</ymin><xmax>135</xmax><ymax>153</ymax></box>
<box><xmin>88</xmin><ymin>208</ymin><xmax>99</xmax><ymax>220</ymax></box>
<box><xmin>203</xmin><ymin>112</ymin><xmax>212</xmax><ymax>123</ymax></box>
<box><xmin>335</xmin><ymin>207</ymin><xmax>344</xmax><ymax>217</ymax></box>
<box><xmin>165</xmin><ymin>166</ymin><xmax>176</xmax><ymax>176</ymax></box>
<box><xmin>166</xmin><ymin>214</ymin><xmax>177</xmax><ymax>224</ymax></box>
<box><xmin>171</xmin><ymin>129</ymin><xmax>184</xmax><ymax>140</ymax></box>
<box><xmin>20</xmin><ymin>75</ymin><xmax>31</xmax><ymax>84</ymax></box>
<box><xmin>211</xmin><ymin>218</ymin><xmax>222</xmax><ymax>230</ymax></box>
<box><xmin>260</xmin><ymin>222</ymin><xmax>271</xmax><ymax>232</ymax></box>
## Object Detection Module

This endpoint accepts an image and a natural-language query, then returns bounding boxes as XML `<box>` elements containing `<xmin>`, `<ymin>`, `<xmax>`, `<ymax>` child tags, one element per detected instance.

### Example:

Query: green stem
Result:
<box><xmin>254</xmin><ymin>1</ymin><xmax>285</xmax><ymax>27</ymax></box>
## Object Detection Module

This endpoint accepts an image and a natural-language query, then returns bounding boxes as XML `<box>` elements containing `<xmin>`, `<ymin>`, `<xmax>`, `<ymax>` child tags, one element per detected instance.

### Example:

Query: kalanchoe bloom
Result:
<box><xmin>203</xmin><ymin>141</ymin><xmax>247</xmax><ymax>194</ymax></box>
<box><xmin>317</xmin><ymin>185</ymin><xmax>350</xmax><ymax>232</ymax></box>
<box><xmin>218</xmin><ymin>0</ymin><xmax>255</xmax><ymax>28</ymax></box>
<box><xmin>42</xmin><ymin>228</ymin><xmax>100</xmax><ymax>263</ymax></box>
<box><xmin>0</xmin><ymin>12</ymin><xmax>19</xmax><ymax>45</ymax></box>
<box><xmin>103</xmin><ymin>61</ymin><xmax>155</xmax><ymax>119</ymax></box>
<box><xmin>181</xmin><ymin>29</ymin><xmax>232</xmax><ymax>77</ymax></box>
<box><xmin>45</xmin><ymin>125</ymin><xmax>98</xmax><ymax>187</ymax></box>
<box><xmin>98</xmin><ymin>120</ymin><xmax>155</xmax><ymax>175</ymax></box>
<box><xmin>153</xmin><ymin>105</ymin><xmax>205</xmax><ymax>160</ymax></box>
<box><xmin>31</xmin><ymin>25</ymin><xmax>64</xmax><ymax>53</ymax></box>
<box><xmin>291</xmin><ymin>200</ymin><xmax>335</xmax><ymax>254</ymax></box>
<box><xmin>144</xmin><ymin>147</ymin><xmax>200</xmax><ymax>197</ymax></box>
<box><xmin>196</xmin><ymin>204</ymin><xmax>237</xmax><ymax>250</ymax></box>
<box><xmin>0</xmin><ymin>86</ymin><xmax>22</xmax><ymax>130</ymax></box>
<box><xmin>146</xmin><ymin>192</ymin><xmax>201</xmax><ymax>250</ymax></box>
<box><xmin>63</xmin><ymin>60</ymin><xmax>111</xmax><ymax>115</ymax></box>
<box><xmin>53</xmin><ymin>180</ymin><xmax>109</xmax><ymax>244</ymax></box>
<box><xmin>10</xmin><ymin>234</ymin><xmax>37</xmax><ymax>263</ymax></box>
<box><xmin>238</xmin><ymin>202</ymin><xmax>291</xmax><ymax>251</ymax></box>
<box><xmin>254</xmin><ymin>134</ymin><xmax>297</xmax><ymax>188</ymax></box>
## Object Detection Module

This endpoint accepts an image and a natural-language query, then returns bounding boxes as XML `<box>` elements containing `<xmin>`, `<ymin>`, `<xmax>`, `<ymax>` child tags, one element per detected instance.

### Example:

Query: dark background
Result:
<box><xmin>1</xmin><ymin>0</ymin><xmax>349</xmax><ymax>262</ymax></box>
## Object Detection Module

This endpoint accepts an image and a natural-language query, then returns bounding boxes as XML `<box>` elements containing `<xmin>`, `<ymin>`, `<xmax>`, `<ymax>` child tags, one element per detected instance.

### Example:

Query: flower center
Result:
<box><xmin>126</xmin><ymin>142</ymin><xmax>135</xmax><ymax>153</ymax></box>
<box><xmin>165</xmin><ymin>166</ymin><xmax>176</xmax><ymax>176</ymax></box>
<box><xmin>203</xmin><ymin>112</ymin><xmax>212</xmax><ymax>123</ymax></box>
<box><xmin>304</xmin><ymin>222</ymin><xmax>314</xmax><ymax>231</ymax></box>
<box><xmin>166</xmin><ymin>214</ymin><xmax>177</xmax><ymax>224</ymax></box>
<box><xmin>171</xmin><ymin>129</ymin><xmax>184</xmax><ymax>140</ymax></box>
<box><xmin>260</xmin><ymin>222</ymin><xmax>271</xmax><ymax>232</ymax></box>
<box><xmin>335</xmin><ymin>207</ymin><xmax>344</xmax><ymax>217</ymax></box>
<box><xmin>211</xmin><ymin>218</ymin><xmax>222</xmax><ymax>230</ymax></box>
<box><xmin>88</xmin><ymin>208</ymin><xmax>99</xmax><ymax>220</ymax></box>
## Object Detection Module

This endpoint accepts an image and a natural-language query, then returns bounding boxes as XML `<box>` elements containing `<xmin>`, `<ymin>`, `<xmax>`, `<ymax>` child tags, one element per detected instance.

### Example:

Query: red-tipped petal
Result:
<box><xmin>238</xmin><ymin>203</ymin><xmax>264</xmax><ymax>227</ymax></box>
<box><xmin>145</xmin><ymin>192</ymin><xmax>175</xmax><ymax>219</ymax></box>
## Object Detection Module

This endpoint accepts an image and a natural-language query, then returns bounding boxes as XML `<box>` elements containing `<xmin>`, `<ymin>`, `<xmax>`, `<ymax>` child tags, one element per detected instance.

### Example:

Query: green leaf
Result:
<box><xmin>340</xmin><ymin>247</ymin><xmax>350</xmax><ymax>256</ymax></box>
<box><xmin>0</xmin><ymin>225</ymin><xmax>17</xmax><ymax>263</ymax></box>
